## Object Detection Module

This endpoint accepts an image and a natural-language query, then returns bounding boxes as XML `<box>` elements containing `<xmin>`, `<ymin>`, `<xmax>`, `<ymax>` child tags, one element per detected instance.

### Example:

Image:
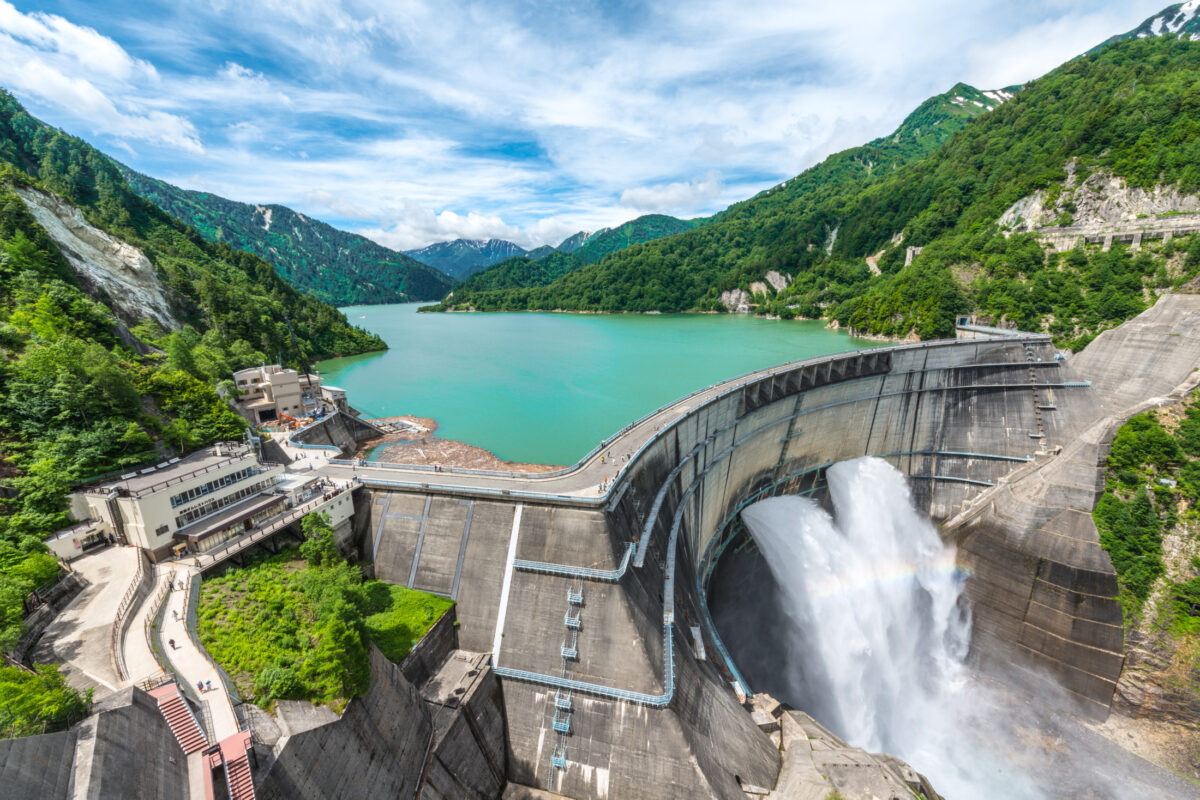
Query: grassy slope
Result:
<box><xmin>197</xmin><ymin>550</ymin><xmax>452</xmax><ymax>709</ymax></box>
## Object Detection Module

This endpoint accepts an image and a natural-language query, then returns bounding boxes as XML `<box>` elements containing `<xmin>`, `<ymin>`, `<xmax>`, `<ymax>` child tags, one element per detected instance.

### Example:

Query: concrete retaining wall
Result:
<box><xmin>78</xmin><ymin>687</ymin><xmax>189</xmax><ymax>800</ymax></box>
<box><xmin>290</xmin><ymin>411</ymin><xmax>381</xmax><ymax>456</ymax></box>
<box><xmin>0</xmin><ymin>729</ymin><xmax>76</xmax><ymax>799</ymax></box>
<box><xmin>257</xmin><ymin>645</ymin><xmax>508</xmax><ymax>799</ymax></box>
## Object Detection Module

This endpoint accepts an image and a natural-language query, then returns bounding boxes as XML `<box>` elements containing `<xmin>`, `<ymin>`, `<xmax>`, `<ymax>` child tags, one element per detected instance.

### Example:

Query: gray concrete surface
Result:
<box><xmin>255</xmin><ymin>645</ymin><xmax>506</xmax><ymax>800</ymax></box>
<box><xmin>31</xmin><ymin>546</ymin><xmax>139</xmax><ymax>698</ymax></box>
<box><xmin>349</xmin><ymin>298</ymin><xmax>1200</xmax><ymax>799</ymax></box>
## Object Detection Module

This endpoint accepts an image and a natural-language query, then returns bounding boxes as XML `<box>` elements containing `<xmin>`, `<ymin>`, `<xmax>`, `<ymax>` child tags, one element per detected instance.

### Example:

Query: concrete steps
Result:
<box><xmin>220</xmin><ymin>731</ymin><xmax>256</xmax><ymax>800</ymax></box>
<box><xmin>150</xmin><ymin>684</ymin><xmax>208</xmax><ymax>754</ymax></box>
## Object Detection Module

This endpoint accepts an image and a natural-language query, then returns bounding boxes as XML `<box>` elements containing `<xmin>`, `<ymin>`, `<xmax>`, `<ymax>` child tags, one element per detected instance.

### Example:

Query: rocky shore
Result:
<box><xmin>354</xmin><ymin>416</ymin><xmax>562</xmax><ymax>474</ymax></box>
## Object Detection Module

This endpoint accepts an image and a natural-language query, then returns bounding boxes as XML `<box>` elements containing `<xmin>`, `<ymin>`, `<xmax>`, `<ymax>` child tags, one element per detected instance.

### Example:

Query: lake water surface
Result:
<box><xmin>316</xmin><ymin>304</ymin><xmax>874</xmax><ymax>466</ymax></box>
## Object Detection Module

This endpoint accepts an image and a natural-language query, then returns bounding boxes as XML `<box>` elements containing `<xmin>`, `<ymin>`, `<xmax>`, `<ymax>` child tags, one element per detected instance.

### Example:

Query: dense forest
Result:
<box><xmin>122</xmin><ymin>168</ymin><xmax>455</xmax><ymax>306</ymax></box>
<box><xmin>432</xmin><ymin>39</ymin><xmax>1200</xmax><ymax>344</ymax></box>
<box><xmin>0</xmin><ymin>90</ymin><xmax>385</xmax><ymax>693</ymax></box>
<box><xmin>567</xmin><ymin>214</ymin><xmax>701</xmax><ymax>266</ymax></box>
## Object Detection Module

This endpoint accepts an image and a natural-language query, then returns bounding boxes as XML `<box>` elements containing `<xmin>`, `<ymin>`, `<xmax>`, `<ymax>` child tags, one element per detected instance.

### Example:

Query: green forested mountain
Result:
<box><xmin>430</xmin><ymin>80</ymin><xmax>1004</xmax><ymax>313</ymax></box>
<box><xmin>430</xmin><ymin>39</ymin><xmax>1200</xmax><ymax>344</ymax></box>
<box><xmin>423</xmin><ymin>214</ymin><xmax>700</xmax><ymax>304</ymax></box>
<box><xmin>555</xmin><ymin>230</ymin><xmax>593</xmax><ymax>253</ymax></box>
<box><xmin>0</xmin><ymin>89</ymin><xmax>384</xmax><ymax>652</ymax></box>
<box><xmin>569</xmin><ymin>214</ymin><xmax>701</xmax><ymax>265</ymax></box>
<box><xmin>438</xmin><ymin>250</ymin><xmax>584</xmax><ymax>298</ymax></box>
<box><xmin>121</xmin><ymin>169</ymin><xmax>455</xmax><ymax>306</ymax></box>
<box><xmin>524</xmin><ymin>245</ymin><xmax>557</xmax><ymax>260</ymax></box>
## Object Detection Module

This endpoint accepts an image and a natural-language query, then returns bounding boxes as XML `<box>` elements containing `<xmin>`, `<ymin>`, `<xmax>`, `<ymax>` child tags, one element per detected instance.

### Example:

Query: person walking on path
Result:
<box><xmin>169</xmin><ymin>638</ymin><xmax>176</xmax><ymax>650</ymax></box>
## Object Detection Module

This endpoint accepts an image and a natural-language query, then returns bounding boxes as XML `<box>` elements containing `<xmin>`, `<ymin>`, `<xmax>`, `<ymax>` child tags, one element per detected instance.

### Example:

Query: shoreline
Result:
<box><xmin>356</xmin><ymin>415</ymin><xmax>562</xmax><ymax>473</ymax></box>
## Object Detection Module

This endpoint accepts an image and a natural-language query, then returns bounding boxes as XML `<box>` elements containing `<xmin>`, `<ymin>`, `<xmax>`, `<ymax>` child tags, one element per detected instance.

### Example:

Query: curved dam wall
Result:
<box><xmin>609</xmin><ymin>335</ymin><xmax>1099</xmax><ymax>697</ymax></box>
<box><xmin>351</xmin><ymin>297</ymin><xmax>1200</xmax><ymax>798</ymax></box>
<box><xmin>355</xmin><ymin>327</ymin><xmax>1148</xmax><ymax>799</ymax></box>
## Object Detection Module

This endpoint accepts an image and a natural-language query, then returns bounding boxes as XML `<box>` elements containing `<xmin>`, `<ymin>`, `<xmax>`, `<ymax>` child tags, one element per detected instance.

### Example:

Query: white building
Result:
<box><xmin>69</xmin><ymin>442</ymin><xmax>285</xmax><ymax>561</ymax></box>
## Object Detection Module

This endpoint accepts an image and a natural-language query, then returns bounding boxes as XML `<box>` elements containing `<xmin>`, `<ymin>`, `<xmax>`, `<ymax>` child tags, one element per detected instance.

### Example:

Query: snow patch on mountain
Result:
<box><xmin>1112</xmin><ymin>1</ymin><xmax>1200</xmax><ymax>44</ymax></box>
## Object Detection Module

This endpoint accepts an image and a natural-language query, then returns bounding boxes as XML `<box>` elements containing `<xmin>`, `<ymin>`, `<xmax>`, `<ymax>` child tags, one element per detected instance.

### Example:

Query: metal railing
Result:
<box><xmin>183</xmin><ymin>573</ymin><xmax>241</xmax><ymax>736</ymax></box>
<box><xmin>142</xmin><ymin>571</ymin><xmax>174</xmax><ymax>675</ymax></box>
<box><xmin>84</xmin><ymin>445</ymin><xmax>257</xmax><ymax>497</ymax></box>
<box><xmin>195</xmin><ymin>485</ymin><xmax>351</xmax><ymax>571</ymax></box>
<box><xmin>512</xmin><ymin>543</ymin><xmax>632</xmax><ymax>582</ymax></box>
<box><xmin>111</xmin><ymin>549</ymin><xmax>151</xmax><ymax>681</ymax></box>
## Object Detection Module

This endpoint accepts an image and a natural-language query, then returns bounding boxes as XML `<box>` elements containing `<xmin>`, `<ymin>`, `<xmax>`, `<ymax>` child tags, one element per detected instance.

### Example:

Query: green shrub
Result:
<box><xmin>0</xmin><ymin>663</ymin><xmax>90</xmax><ymax>737</ymax></box>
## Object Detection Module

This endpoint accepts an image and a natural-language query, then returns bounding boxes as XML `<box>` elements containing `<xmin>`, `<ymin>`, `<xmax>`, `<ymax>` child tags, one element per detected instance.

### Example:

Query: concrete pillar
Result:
<box><xmin>1102</xmin><ymin>234</ymin><xmax>1113</xmax><ymax>252</ymax></box>
<box><xmin>1131</xmin><ymin>231</ymin><xmax>1143</xmax><ymax>252</ymax></box>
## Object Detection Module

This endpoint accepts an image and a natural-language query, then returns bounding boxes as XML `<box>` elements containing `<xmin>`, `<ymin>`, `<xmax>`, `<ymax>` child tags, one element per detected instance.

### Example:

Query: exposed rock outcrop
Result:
<box><xmin>764</xmin><ymin>271</ymin><xmax>791</xmax><ymax>292</ymax></box>
<box><xmin>719</xmin><ymin>288</ymin><xmax>752</xmax><ymax>313</ymax></box>
<box><xmin>999</xmin><ymin>164</ymin><xmax>1200</xmax><ymax>233</ymax></box>
<box><xmin>742</xmin><ymin>694</ymin><xmax>942</xmax><ymax>800</ymax></box>
<box><xmin>15</xmin><ymin>186</ymin><xmax>178</xmax><ymax>329</ymax></box>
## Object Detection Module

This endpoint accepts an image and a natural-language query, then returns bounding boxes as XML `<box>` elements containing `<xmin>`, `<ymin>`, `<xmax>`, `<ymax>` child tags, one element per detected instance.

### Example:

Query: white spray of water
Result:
<box><xmin>743</xmin><ymin>457</ymin><xmax>1044</xmax><ymax>799</ymax></box>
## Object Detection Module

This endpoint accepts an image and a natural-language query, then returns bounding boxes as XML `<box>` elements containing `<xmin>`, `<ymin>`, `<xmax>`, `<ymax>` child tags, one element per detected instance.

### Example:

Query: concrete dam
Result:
<box><xmin>309</xmin><ymin>296</ymin><xmax>1200</xmax><ymax>799</ymax></box>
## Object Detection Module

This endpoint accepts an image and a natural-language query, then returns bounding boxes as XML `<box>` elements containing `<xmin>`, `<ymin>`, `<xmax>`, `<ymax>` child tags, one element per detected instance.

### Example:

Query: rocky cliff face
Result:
<box><xmin>999</xmin><ymin>163</ymin><xmax>1200</xmax><ymax>232</ymax></box>
<box><xmin>15</xmin><ymin>186</ymin><xmax>179</xmax><ymax>330</ymax></box>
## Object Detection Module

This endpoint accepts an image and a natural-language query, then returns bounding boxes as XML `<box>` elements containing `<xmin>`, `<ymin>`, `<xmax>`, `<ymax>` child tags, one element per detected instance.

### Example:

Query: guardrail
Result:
<box><xmin>111</xmin><ymin>549</ymin><xmax>152</xmax><ymax>681</ymax></box>
<box><xmin>195</xmin><ymin>486</ymin><xmax>351</xmax><ymax>572</ymax></box>
<box><xmin>333</xmin><ymin>334</ymin><xmax>1053</xmax><ymax>485</ymax></box>
<box><xmin>142</xmin><ymin>570</ymin><xmax>174</xmax><ymax>675</ymax></box>
<box><xmin>146</xmin><ymin>574</ymin><xmax>204</xmax><ymax>713</ymax></box>
<box><xmin>512</xmin><ymin>544</ymin><xmax>633</xmax><ymax>582</ymax></box>
<box><xmin>183</xmin><ymin>573</ymin><xmax>240</xmax><ymax>735</ymax></box>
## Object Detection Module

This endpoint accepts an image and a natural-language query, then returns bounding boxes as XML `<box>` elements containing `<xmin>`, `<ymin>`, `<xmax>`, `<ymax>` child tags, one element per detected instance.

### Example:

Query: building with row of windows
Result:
<box><xmin>231</xmin><ymin>365</ymin><xmax>348</xmax><ymax>425</ymax></box>
<box><xmin>60</xmin><ymin>442</ymin><xmax>286</xmax><ymax>561</ymax></box>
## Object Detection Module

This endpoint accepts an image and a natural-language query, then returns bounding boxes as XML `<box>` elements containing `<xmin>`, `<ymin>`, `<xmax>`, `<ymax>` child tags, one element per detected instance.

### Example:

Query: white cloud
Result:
<box><xmin>0</xmin><ymin>0</ymin><xmax>1173</xmax><ymax>250</ymax></box>
<box><xmin>620</xmin><ymin>173</ymin><xmax>724</xmax><ymax>213</ymax></box>
<box><xmin>0</xmin><ymin>1</ymin><xmax>200</xmax><ymax>151</ymax></box>
<box><xmin>353</xmin><ymin>202</ymin><xmax>576</xmax><ymax>251</ymax></box>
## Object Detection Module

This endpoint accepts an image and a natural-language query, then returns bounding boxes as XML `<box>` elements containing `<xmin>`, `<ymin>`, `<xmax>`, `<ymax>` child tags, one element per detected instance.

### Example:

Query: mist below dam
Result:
<box><xmin>731</xmin><ymin>458</ymin><xmax>1189</xmax><ymax>800</ymax></box>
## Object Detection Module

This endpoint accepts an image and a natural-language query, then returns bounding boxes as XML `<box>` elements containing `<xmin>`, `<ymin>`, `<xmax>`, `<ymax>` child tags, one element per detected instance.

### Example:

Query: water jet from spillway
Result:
<box><xmin>742</xmin><ymin>457</ymin><xmax>1046</xmax><ymax>799</ymax></box>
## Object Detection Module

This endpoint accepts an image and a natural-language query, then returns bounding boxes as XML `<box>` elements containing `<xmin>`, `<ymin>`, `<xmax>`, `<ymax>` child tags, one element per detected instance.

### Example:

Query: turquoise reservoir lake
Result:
<box><xmin>316</xmin><ymin>304</ymin><xmax>874</xmax><ymax>466</ymax></box>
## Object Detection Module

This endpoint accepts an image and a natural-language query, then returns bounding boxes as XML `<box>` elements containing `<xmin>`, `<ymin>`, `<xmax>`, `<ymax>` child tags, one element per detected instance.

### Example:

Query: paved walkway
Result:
<box><xmin>120</xmin><ymin>567</ymin><xmax>175</xmax><ymax>686</ymax></box>
<box><xmin>159</xmin><ymin>572</ymin><xmax>240</xmax><ymax>741</ymax></box>
<box><xmin>31</xmin><ymin>545</ymin><xmax>139</xmax><ymax>698</ymax></box>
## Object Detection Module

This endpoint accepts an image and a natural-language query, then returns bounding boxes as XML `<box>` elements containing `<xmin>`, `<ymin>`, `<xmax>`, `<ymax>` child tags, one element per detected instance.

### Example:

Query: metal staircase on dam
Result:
<box><xmin>549</xmin><ymin>583</ymin><xmax>583</xmax><ymax>779</ymax></box>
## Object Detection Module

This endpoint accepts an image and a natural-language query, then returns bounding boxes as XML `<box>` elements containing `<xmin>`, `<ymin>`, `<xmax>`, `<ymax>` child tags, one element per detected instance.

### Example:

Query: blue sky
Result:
<box><xmin>0</xmin><ymin>0</ymin><xmax>1172</xmax><ymax>249</ymax></box>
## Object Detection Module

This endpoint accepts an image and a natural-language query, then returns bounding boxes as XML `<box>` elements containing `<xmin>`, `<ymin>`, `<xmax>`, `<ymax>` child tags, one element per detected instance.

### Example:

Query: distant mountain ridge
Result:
<box><xmin>407</xmin><ymin>213</ymin><xmax>699</xmax><ymax>290</ymax></box>
<box><xmin>119</xmin><ymin>169</ymin><xmax>456</xmax><ymax>307</ymax></box>
<box><xmin>403</xmin><ymin>237</ymin><xmax>525</xmax><ymax>280</ymax></box>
